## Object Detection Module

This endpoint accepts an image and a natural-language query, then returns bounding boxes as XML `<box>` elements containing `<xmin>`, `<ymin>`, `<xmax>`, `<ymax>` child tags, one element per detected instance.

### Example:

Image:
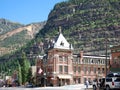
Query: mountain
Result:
<box><xmin>0</xmin><ymin>18</ymin><xmax>24</xmax><ymax>35</ymax></box>
<box><xmin>0</xmin><ymin>0</ymin><xmax>120</xmax><ymax>74</ymax></box>
<box><xmin>36</xmin><ymin>0</ymin><xmax>120</xmax><ymax>55</ymax></box>
<box><xmin>0</xmin><ymin>18</ymin><xmax>46</xmax><ymax>56</ymax></box>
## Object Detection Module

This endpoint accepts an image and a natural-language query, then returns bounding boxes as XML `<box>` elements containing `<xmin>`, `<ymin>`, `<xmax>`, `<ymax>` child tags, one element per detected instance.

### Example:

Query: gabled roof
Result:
<box><xmin>53</xmin><ymin>33</ymin><xmax>73</xmax><ymax>50</ymax></box>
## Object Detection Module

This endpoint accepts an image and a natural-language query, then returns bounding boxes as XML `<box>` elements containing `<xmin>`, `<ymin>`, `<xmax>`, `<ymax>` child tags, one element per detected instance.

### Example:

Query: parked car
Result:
<box><xmin>105</xmin><ymin>77</ymin><xmax>120</xmax><ymax>90</ymax></box>
<box><xmin>93</xmin><ymin>72</ymin><xmax>120</xmax><ymax>90</ymax></box>
<box><xmin>107</xmin><ymin>72</ymin><xmax>120</xmax><ymax>77</ymax></box>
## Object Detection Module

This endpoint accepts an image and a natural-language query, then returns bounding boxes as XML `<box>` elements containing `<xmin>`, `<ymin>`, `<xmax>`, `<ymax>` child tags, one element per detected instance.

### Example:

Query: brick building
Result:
<box><xmin>36</xmin><ymin>31</ymin><xmax>110</xmax><ymax>86</ymax></box>
<box><xmin>110</xmin><ymin>45</ymin><xmax>120</xmax><ymax>72</ymax></box>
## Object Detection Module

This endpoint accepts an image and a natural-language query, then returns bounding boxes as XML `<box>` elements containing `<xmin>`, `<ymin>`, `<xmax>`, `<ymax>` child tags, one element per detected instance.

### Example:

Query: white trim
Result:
<box><xmin>57</xmin><ymin>75</ymin><xmax>72</xmax><ymax>79</ymax></box>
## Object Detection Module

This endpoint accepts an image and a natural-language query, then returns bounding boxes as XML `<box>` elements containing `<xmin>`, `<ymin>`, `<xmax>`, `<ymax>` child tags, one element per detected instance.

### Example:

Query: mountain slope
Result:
<box><xmin>0</xmin><ymin>19</ymin><xmax>46</xmax><ymax>56</ymax></box>
<box><xmin>36</xmin><ymin>0</ymin><xmax>120</xmax><ymax>55</ymax></box>
<box><xmin>0</xmin><ymin>18</ymin><xmax>24</xmax><ymax>35</ymax></box>
<box><xmin>0</xmin><ymin>0</ymin><xmax>120</xmax><ymax>73</ymax></box>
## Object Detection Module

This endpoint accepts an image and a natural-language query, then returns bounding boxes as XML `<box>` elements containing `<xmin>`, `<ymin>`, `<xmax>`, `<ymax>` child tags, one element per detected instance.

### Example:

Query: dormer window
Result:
<box><xmin>60</xmin><ymin>41</ymin><xmax>64</xmax><ymax>46</ymax></box>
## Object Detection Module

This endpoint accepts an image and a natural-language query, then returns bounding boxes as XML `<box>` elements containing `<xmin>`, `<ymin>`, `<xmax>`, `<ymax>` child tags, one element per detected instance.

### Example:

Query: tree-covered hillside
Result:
<box><xmin>36</xmin><ymin>0</ymin><xmax>120</xmax><ymax>55</ymax></box>
<box><xmin>0</xmin><ymin>0</ymin><xmax>120</xmax><ymax>76</ymax></box>
<box><xmin>0</xmin><ymin>18</ymin><xmax>46</xmax><ymax>56</ymax></box>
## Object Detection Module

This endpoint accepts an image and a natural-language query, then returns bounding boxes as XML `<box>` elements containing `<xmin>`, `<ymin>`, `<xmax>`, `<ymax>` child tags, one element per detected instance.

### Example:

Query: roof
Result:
<box><xmin>53</xmin><ymin>33</ymin><xmax>73</xmax><ymax>50</ymax></box>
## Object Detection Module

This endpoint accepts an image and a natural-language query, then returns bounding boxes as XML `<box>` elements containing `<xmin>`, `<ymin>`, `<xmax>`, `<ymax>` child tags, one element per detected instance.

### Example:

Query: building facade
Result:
<box><xmin>36</xmin><ymin>32</ymin><xmax>110</xmax><ymax>86</ymax></box>
<box><xmin>110</xmin><ymin>45</ymin><xmax>120</xmax><ymax>72</ymax></box>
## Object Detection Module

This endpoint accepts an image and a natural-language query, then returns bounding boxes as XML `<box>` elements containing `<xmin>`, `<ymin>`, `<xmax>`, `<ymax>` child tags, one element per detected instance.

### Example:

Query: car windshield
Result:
<box><xmin>107</xmin><ymin>73</ymin><xmax>120</xmax><ymax>77</ymax></box>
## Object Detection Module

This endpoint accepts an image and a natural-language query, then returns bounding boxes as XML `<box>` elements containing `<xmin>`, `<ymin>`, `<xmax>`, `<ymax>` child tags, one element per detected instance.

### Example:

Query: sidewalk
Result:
<box><xmin>61</xmin><ymin>84</ymin><xmax>93</xmax><ymax>90</ymax></box>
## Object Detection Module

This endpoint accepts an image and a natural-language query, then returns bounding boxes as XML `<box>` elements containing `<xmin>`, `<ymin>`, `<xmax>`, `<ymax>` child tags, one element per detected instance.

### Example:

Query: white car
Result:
<box><xmin>92</xmin><ymin>72</ymin><xmax>120</xmax><ymax>90</ymax></box>
<box><xmin>105</xmin><ymin>77</ymin><xmax>120</xmax><ymax>90</ymax></box>
<box><xmin>105</xmin><ymin>72</ymin><xmax>120</xmax><ymax>90</ymax></box>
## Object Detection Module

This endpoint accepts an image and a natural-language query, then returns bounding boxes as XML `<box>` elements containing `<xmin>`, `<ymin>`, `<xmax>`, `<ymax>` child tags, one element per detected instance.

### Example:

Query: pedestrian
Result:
<box><xmin>85</xmin><ymin>79</ymin><xmax>89</xmax><ymax>89</ymax></box>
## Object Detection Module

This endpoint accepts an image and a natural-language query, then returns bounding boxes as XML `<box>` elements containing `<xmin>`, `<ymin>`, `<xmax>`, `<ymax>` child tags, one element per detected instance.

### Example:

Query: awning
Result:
<box><xmin>57</xmin><ymin>75</ymin><xmax>72</xmax><ymax>79</ymax></box>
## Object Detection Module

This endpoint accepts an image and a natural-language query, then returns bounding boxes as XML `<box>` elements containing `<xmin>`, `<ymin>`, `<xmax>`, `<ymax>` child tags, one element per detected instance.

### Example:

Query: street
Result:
<box><xmin>0</xmin><ymin>84</ymin><xmax>92</xmax><ymax>90</ymax></box>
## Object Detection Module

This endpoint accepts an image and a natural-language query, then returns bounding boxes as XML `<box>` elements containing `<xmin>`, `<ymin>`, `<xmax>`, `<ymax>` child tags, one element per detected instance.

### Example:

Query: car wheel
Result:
<box><xmin>93</xmin><ymin>85</ymin><xmax>96</xmax><ymax>90</ymax></box>
<box><xmin>106</xmin><ymin>85</ymin><xmax>110</xmax><ymax>90</ymax></box>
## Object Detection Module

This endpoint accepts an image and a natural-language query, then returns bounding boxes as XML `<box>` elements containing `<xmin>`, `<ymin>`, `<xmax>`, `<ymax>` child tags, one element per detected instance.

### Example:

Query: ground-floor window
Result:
<box><xmin>78</xmin><ymin>78</ymin><xmax>81</xmax><ymax>83</ymax></box>
<box><xmin>84</xmin><ymin>78</ymin><xmax>87</xmax><ymax>84</ymax></box>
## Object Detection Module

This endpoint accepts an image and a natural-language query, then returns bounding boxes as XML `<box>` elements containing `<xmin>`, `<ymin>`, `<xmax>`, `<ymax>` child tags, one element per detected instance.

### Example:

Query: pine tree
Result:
<box><xmin>20</xmin><ymin>51</ymin><xmax>30</xmax><ymax>85</ymax></box>
<box><xmin>27</xmin><ymin>68</ymin><xmax>32</xmax><ymax>83</ymax></box>
<box><xmin>18</xmin><ymin>62</ymin><xmax>22</xmax><ymax>85</ymax></box>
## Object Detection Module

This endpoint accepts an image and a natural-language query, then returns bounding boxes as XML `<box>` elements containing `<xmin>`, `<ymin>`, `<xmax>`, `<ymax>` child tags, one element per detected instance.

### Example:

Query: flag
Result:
<box><xmin>38</xmin><ymin>68</ymin><xmax>43</xmax><ymax>74</ymax></box>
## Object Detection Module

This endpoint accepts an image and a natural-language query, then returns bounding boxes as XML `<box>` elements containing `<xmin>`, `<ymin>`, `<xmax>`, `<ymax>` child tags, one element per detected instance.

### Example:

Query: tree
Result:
<box><xmin>18</xmin><ymin>62</ymin><xmax>22</xmax><ymax>85</ymax></box>
<box><xmin>27</xmin><ymin>68</ymin><xmax>33</xmax><ymax>83</ymax></box>
<box><xmin>20</xmin><ymin>51</ymin><xmax>30</xmax><ymax>85</ymax></box>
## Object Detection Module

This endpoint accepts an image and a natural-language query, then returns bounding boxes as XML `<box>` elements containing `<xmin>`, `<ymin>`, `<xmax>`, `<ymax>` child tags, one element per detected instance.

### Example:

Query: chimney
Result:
<box><xmin>59</xmin><ymin>26</ymin><xmax>62</xmax><ymax>34</ymax></box>
<box><xmin>80</xmin><ymin>51</ymin><xmax>83</xmax><ymax>63</ymax></box>
<box><xmin>80</xmin><ymin>51</ymin><xmax>83</xmax><ymax>57</ymax></box>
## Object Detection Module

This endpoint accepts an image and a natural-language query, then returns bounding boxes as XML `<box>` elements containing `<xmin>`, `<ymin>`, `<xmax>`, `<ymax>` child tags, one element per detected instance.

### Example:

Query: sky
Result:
<box><xmin>0</xmin><ymin>0</ymin><xmax>66</xmax><ymax>25</ymax></box>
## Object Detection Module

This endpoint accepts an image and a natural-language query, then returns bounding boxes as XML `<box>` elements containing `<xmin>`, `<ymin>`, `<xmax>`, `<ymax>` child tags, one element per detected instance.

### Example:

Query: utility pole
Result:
<box><xmin>105</xmin><ymin>32</ymin><xmax>108</xmax><ymax>77</ymax></box>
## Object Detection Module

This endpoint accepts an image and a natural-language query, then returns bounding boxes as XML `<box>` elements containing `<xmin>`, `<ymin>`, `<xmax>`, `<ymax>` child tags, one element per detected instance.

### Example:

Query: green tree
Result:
<box><xmin>20</xmin><ymin>51</ymin><xmax>30</xmax><ymax>85</ymax></box>
<box><xmin>18</xmin><ymin>62</ymin><xmax>22</xmax><ymax>85</ymax></box>
<box><xmin>27</xmin><ymin>68</ymin><xmax>33</xmax><ymax>83</ymax></box>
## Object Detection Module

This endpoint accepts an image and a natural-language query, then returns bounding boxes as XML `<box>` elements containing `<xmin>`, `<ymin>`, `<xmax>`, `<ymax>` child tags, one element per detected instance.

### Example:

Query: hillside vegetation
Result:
<box><xmin>0</xmin><ymin>18</ymin><xmax>24</xmax><ymax>35</ymax></box>
<box><xmin>0</xmin><ymin>18</ymin><xmax>46</xmax><ymax>56</ymax></box>
<box><xmin>36</xmin><ymin>0</ymin><xmax>120</xmax><ymax>55</ymax></box>
<box><xmin>0</xmin><ymin>0</ymin><xmax>120</xmax><ymax>74</ymax></box>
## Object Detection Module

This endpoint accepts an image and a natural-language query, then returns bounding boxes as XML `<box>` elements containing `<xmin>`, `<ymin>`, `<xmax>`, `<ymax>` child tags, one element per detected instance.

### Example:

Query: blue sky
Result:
<box><xmin>0</xmin><ymin>0</ymin><xmax>66</xmax><ymax>24</ymax></box>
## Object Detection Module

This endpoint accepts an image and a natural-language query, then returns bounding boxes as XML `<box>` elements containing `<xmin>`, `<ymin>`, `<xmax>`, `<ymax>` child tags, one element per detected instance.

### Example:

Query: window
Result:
<box><xmin>78</xmin><ymin>78</ymin><xmax>81</xmax><ymax>83</ymax></box>
<box><xmin>88</xmin><ymin>78</ymin><xmax>91</xmax><ymax>82</ymax></box>
<box><xmin>90</xmin><ymin>59</ymin><xmax>93</xmax><ymax>64</ymax></box>
<box><xmin>106</xmin><ymin>78</ymin><xmax>112</xmax><ymax>82</ymax></box>
<box><xmin>84</xmin><ymin>78</ymin><xmax>87</xmax><ymax>83</ymax></box>
<box><xmin>84</xmin><ymin>58</ymin><xmax>88</xmax><ymax>63</ymax></box>
<box><xmin>115</xmin><ymin>78</ymin><xmax>120</xmax><ymax>82</ymax></box>
<box><xmin>94</xmin><ymin>67</ymin><xmax>96</xmax><ymax>73</ymax></box>
<box><xmin>74</xmin><ymin>66</ymin><xmax>76</xmax><ymax>73</ymax></box>
<box><xmin>64</xmin><ymin>56</ymin><xmax>68</xmax><ymax>61</ymax></box>
<box><xmin>102</xmin><ymin>68</ymin><xmax>104</xmax><ymax>73</ymax></box>
<box><xmin>64</xmin><ymin>66</ymin><xmax>68</xmax><ymax>73</ymax></box>
<box><xmin>59</xmin><ymin>65</ymin><xmax>63</xmax><ymax>73</ymax></box>
<box><xmin>59</xmin><ymin>56</ymin><xmax>63</xmax><ymax>61</ymax></box>
<box><xmin>98</xmin><ymin>68</ymin><xmax>100</xmax><ymax>74</ymax></box>
<box><xmin>60</xmin><ymin>41</ymin><xmax>64</xmax><ymax>46</ymax></box>
<box><xmin>107</xmin><ymin>73</ymin><xmax>120</xmax><ymax>77</ymax></box>
<box><xmin>84</xmin><ymin>67</ymin><xmax>87</xmax><ymax>74</ymax></box>
<box><xmin>98</xmin><ymin>60</ymin><xmax>100</xmax><ymax>64</ymax></box>
<box><xmin>88</xmin><ymin>67</ymin><xmax>91</xmax><ymax>74</ymax></box>
<box><xmin>78</xmin><ymin>67</ymin><xmax>81</xmax><ymax>73</ymax></box>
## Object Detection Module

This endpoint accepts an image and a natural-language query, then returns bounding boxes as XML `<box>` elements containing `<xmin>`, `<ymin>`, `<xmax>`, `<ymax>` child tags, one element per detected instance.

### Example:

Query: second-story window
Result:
<box><xmin>64</xmin><ymin>56</ymin><xmax>68</xmax><ymax>62</ymax></box>
<box><xmin>94</xmin><ymin>67</ymin><xmax>96</xmax><ymax>73</ymax></box>
<box><xmin>102</xmin><ymin>68</ymin><xmax>105</xmax><ymax>73</ymax></box>
<box><xmin>78</xmin><ymin>66</ymin><xmax>81</xmax><ymax>73</ymax></box>
<box><xmin>59</xmin><ymin>65</ymin><xmax>63</xmax><ymax>73</ymax></box>
<box><xmin>74</xmin><ymin>66</ymin><xmax>76</xmax><ymax>73</ymax></box>
<box><xmin>59</xmin><ymin>56</ymin><xmax>63</xmax><ymax>62</ymax></box>
<box><xmin>64</xmin><ymin>66</ymin><xmax>68</xmax><ymax>73</ymax></box>
<box><xmin>84</xmin><ymin>67</ymin><xmax>87</xmax><ymax>74</ymax></box>
<box><xmin>88</xmin><ymin>67</ymin><xmax>91</xmax><ymax>74</ymax></box>
<box><xmin>98</xmin><ymin>68</ymin><xmax>100</xmax><ymax>74</ymax></box>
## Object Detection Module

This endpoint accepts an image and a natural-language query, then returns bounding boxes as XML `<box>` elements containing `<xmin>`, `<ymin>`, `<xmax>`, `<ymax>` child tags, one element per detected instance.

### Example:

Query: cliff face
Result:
<box><xmin>37</xmin><ymin>0</ymin><xmax>120</xmax><ymax>55</ymax></box>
